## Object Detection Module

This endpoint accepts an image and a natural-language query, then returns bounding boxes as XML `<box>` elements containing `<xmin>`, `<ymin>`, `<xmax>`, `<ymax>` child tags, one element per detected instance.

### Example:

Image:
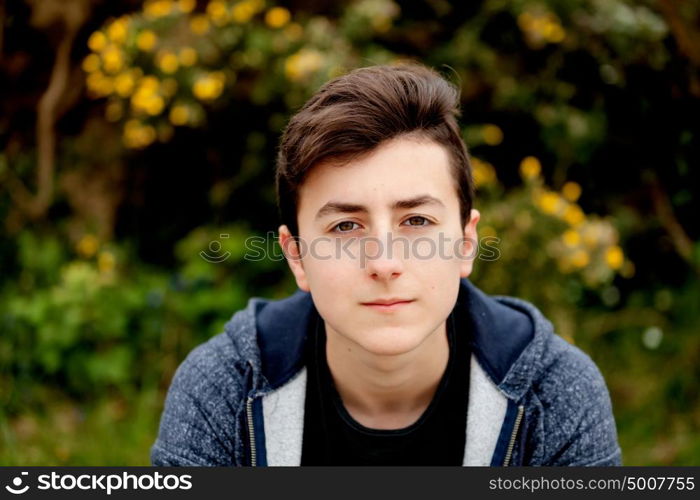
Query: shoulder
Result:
<box><xmin>536</xmin><ymin>334</ymin><xmax>611</xmax><ymax>416</ymax></box>
<box><xmin>532</xmin><ymin>332</ymin><xmax>621</xmax><ymax>465</ymax></box>
<box><xmin>487</xmin><ymin>290</ymin><xmax>621</xmax><ymax>465</ymax></box>
<box><xmin>490</xmin><ymin>290</ymin><xmax>614</xmax><ymax>423</ymax></box>
<box><xmin>151</xmin><ymin>305</ymin><xmax>260</xmax><ymax>466</ymax></box>
<box><xmin>169</xmin><ymin>328</ymin><xmax>251</xmax><ymax>403</ymax></box>
<box><xmin>171</xmin><ymin>297</ymin><xmax>265</xmax><ymax>394</ymax></box>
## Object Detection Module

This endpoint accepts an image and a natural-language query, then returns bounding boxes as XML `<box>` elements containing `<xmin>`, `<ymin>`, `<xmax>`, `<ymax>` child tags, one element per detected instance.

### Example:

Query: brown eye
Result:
<box><xmin>333</xmin><ymin>221</ymin><xmax>358</xmax><ymax>232</ymax></box>
<box><xmin>404</xmin><ymin>216</ymin><xmax>429</xmax><ymax>226</ymax></box>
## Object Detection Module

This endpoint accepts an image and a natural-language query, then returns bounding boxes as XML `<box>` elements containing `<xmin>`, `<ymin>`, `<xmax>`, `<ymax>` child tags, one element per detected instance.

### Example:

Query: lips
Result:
<box><xmin>361</xmin><ymin>298</ymin><xmax>415</xmax><ymax>311</ymax></box>
<box><xmin>362</xmin><ymin>298</ymin><xmax>413</xmax><ymax>306</ymax></box>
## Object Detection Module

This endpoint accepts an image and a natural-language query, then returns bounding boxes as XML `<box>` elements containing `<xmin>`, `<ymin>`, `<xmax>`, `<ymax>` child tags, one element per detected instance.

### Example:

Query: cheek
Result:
<box><xmin>303</xmin><ymin>253</ymin><xmax>354</xmax><ymax>295</ymax></box>
<box><xmin>409</xmin><ymin>247</ymin><xmax>462</xmax><ymax>299</ymax></box>
<box><xmin>305</xmin><ymin>260</ymin><xmax>357</xmax><ymax>325</ymax></box>
<box><xmin>409</xmin><ymin>234</ymin><xmax>464</xmax><ymax>273</ymax></box>
<box><xmin>417</xmin><ymin>269</ymin><xmax>461</xmax><ymax>318</ymax></box>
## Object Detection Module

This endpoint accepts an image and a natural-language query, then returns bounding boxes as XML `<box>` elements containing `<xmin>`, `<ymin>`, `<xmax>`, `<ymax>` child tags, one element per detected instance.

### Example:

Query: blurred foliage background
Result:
<box><xmin>0</xmin><ymin>0</ymin><xmax>698</xmax><ymax>465</ymax></box>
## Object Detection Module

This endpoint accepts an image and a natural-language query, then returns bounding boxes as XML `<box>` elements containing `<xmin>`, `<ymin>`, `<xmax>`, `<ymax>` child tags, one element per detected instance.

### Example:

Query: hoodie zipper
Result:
<box><xmin>246</xmin><ymin>397</ymin><xmax>257</xmax><ymax>467</ymax></box>
<box><xmin>502</xmin><ymin>405</ymin><xmax>524</xmax><ymax>466</ymax></box>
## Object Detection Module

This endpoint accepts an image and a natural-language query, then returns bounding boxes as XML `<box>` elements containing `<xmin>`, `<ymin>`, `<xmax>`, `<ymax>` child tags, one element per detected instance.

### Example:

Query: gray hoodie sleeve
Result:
<box><xmin>150</xmin><ymin>335</ymin><xmax>244</xmax><ymax>466</ymax></box>
<box><xmin>536</xmin><ymin>336</ymin><xmax>622</xmax><ymax>466</ymax></box>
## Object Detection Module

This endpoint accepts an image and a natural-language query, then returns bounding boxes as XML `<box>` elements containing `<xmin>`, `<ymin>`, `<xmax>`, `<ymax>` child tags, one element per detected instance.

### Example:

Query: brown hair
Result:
<box><xmin>275</xmin><ymin>63</ymin><xmax>474</xmax><ymax>237</ymax></box>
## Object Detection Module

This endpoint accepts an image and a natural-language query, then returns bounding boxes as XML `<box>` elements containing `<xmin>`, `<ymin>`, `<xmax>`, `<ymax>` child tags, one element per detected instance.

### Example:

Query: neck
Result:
<box><xmin>325</xmin><ymin>321</ymin><xmax>449</xmax><ymax>429</ymax></box>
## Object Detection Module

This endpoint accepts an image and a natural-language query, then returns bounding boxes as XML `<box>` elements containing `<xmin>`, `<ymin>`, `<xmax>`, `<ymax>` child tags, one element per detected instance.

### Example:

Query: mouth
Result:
<box><xmin>361</xmin><ymin>299</ymin><xmax>415</xmax><ymax>312</ymax></box>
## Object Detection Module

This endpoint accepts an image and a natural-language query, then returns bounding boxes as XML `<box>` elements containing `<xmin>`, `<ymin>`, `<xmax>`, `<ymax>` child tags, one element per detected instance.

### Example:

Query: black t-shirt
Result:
<box><xmin>300</xmin><ymin>305</ymin><xmax>471</xmax><ymax>465</ymax></box>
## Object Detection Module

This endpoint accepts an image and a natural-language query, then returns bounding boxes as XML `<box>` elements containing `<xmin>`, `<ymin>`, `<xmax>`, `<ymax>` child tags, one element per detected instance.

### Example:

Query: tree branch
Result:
<box><xmin>5</xmin><ymin>0</ymin><xmax>89</xmax><ymax>220</ymax></box>
<box><xmin>658</xmin><ymin>0</ymin><xmax>700</xmax><ymax>66</ymax></box>
<box><xmin>648</xmin><ymin>175</ymin><xmax>699</xmax><ymax>275</ymax></box>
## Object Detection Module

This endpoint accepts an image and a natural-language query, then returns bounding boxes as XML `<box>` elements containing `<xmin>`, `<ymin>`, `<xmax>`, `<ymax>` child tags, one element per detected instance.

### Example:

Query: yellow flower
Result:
<box><xmin>605</xmin><ymin>245</ymin><xmax>624</xmax><ymax>270</ymax></box>
<box><xmin>192</xmin><ymin>72</ymin><xmax>226</xmax><ymax>100</ymax></box>
<box><xmin>101</xmin><ymin>45</ymin><xmax>124</xmax><ymax>74</ymax></box>
<box><xmin>231</xmin><ymin>0</ymin><xmax>256</xmax><ymax>23</ymax></box>
<box><xmin>570</xmin><ymin>249</ymin><xmax>590</xmax><ymax>268</ymax></box>
<box><xmin>535</xmin><ymin>191</ymin><xmax>562</xmax><ymax>215</ymax></box>
<box><xmin>105</xmin><ymin>100</ymin><xmax>123</xmax><ymax>122</ymax></box>
<box><xmin>471</xmin><ymin>158</ymin><xmax>497</xmax><ymax>188</ymax></box>
<box><xmin>114</xmin><ymin>72</ymin><xmax>136</xmax><ymax>97</ymax></box>
<box><xmin>144</xmin><ymin>0</ymin><xmax>173</xmax><ymax>18</ymax></box>
<box><xmin>543</xmin><ymin>22</ymin><xmax>566</xmax><ymax>43</ymax></box>
<box><xmin>157</xmin><ymin>51</ymin><xmax>179</xmax><ymax>74</ymax></box>
<box><xmin>82</xmin><ymin>53</ymin><xmax>101</xmax><ymax>73</ymax></box>
<box><xmin>207</xmin><ymin>0</ymin><xmax>230</xmax><ymax>25</ymax></box>
<box><xmin>285</xmin><ymin>49</ymin><xmax>323</xmax><ymax>82</ymax></box>
<box><xmin>123</xmin><ymin>120</ymin><xmax>157</xmax><ymax>148</ymax></box>
<box><xmin>169</xmin><ymin>104</ymin><xmax>190</xmax><ymax>125</ymax></box>
<box><xmin>145</xmin><ymin>95</ymin><xmax>165</xmax><ymax>116</ymax></box>
<box><xmin>130</xmin><ymin>92</ymin><xmax>147</xmax><ymax>113</ymax></box>
<box><xmin>178</xmin><ymin>47</ymin><xmax>198</xmax><ymax>66</ymax></box>
<box><xmin>562</xmin><ymin>181</ymin><xmax>581</xmax><ymax>202</ymax></box>
<box><xmin>98</xmin><ymin>251</ymin><xmax>116</xmax><ymax>274</ymax></box>
<box><xmin>178</xmin><ymin>0</ymin><xmax>196</xmax><ymax>13</ymax></box>
<box><xmin>140</xmin><ymin>75</ymin><xmax>160</xmax><ymax>91</ymax></box>
<box><xmin>88</xmin><ymin>31</ymin><xmax>107</xmax><ymax>52</ymax></box>
<box><xmin>131</xmin><ymin>82</ymin><xmax>165</xmax><ymax>116</ymax></box>
<box><xmin>76</xmin><ymin>234</ymin><xmax>99</xmax><ymax>258</ymax></box>
<box><xmin>86</xmin><ymin>72</ymin><xmax>113</xmax><ymax>97</ymax></box>
<box><xmin>107</xmin><ymin>17</ymin><xmax>129</xmax><ymax>44</ymax></box>
<box><xmin>563</xmin><ymin>204</ymin><xmax>585</xmax><ymax>226</ymax></box>
<box><xmin>130</xmin><ymin>78</ymin><xmax>161</xmax><ymax>114</ymax></box>
<box><xmin>265</xmin><ymin>7</ymin><xmax>291</xmax><ymax>29</ymax></box>
<box><xmin>190</xmin><ymin>15</ymin><xmax>210</xmax><ymax>35</ymax></box>
<box><xmin>562</xmin><ymin>229</ymin><xmax>580</xmax><ymax>247</ymax></box>
<box><xmin>518</xmin><ymin>11</ymin><xmax>566</xmax><ymax>46</ymax></box>
<box><xmin>85</xmin><ymin>72</ymin><xmax>101</xmax><ymax>94</ymax></box>
<box><xmin>482</xmin><ymin>124</ymin><xmax>503</xmax><ymax>146</ymax></box>
<box><xmin>519</xmin><ymin>156</ymin><xmax>541</xmax><ymax>180</ymax></box>
<box><xmin>137</xmin><ymin>30</ymin><xmax>158</xmax><ymax>51</ymax></box>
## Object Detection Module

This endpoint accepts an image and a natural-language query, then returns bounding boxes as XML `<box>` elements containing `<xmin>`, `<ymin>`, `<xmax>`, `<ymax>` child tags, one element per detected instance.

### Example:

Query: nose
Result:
<box><xmin>362</xmin><ymin>233</ymin><xmax>405</xmax><ymax>281</ymax></box>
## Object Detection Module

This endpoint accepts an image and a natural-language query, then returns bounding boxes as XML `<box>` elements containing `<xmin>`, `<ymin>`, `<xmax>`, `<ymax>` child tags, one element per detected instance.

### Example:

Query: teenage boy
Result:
<box><xmin>152</xmin><ymin>64</ymin><xmax>621</xmax><ymax>466</ymax></box>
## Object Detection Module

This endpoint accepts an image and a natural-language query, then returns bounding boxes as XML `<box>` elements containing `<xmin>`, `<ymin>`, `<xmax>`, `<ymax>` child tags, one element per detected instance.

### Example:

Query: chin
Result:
<box><xmin>353</xmin><ymin>329</ymin><xmax>429</xmax><ymax>357</ymax></box>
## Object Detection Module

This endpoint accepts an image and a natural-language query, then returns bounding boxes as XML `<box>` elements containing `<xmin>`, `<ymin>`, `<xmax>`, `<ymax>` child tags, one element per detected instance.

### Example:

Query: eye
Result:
<box><xmin>331</xmin><ymin>221</ymin><xmax>360</xmax><ymax>233</ymax></box>
<box><xmin>402</xmin><ymin>216</ymin><xmax>431</xmax><ymax>227</ymax></box>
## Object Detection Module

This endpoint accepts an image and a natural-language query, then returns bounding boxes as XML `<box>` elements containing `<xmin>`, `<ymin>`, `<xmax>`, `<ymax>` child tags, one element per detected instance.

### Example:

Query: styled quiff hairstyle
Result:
<box><xmin>275</xmin><ymin>63</ymin><xmax>474</xmax><ymax>237</ymax></box>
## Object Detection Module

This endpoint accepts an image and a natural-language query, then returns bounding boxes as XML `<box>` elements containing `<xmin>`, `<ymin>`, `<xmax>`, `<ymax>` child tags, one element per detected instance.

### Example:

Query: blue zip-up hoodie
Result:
<box><xmin>151</xmin><ymin>279</ymin><xmax>621</xmax><ymax>466</ymax></box>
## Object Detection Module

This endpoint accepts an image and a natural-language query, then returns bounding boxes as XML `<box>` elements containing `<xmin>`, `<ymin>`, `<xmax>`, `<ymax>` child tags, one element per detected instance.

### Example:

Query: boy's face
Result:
<box><xmin>279</xmin><ymin>137</ymin><xmax>479</xmax><ymax>357</ymax></box>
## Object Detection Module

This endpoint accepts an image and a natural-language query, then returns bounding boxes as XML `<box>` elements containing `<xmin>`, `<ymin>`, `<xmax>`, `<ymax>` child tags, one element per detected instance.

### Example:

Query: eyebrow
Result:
<box><xmin>314</xmin><ymin>195</ymin><xmax>445</xmax><ymax>220</ymax></box>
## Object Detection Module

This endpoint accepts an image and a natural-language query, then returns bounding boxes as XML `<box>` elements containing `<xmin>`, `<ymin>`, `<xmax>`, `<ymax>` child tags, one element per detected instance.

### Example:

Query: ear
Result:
<box><xmin>458</xmin><ymin>209</ymin><xmax>480</xmax><ymax>278</ymax></box>
<box><xmin>278</xmin><ymin>224</ymin><xmax>310</xmax><ymax>292</ymax></box>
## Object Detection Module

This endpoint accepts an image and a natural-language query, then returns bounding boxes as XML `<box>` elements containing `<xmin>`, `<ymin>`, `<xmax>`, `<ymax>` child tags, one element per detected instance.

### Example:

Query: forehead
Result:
<box><xmin>297</xmin><ymin>137</ymin><xmax>457</xmax><ymax>215</ymax></box>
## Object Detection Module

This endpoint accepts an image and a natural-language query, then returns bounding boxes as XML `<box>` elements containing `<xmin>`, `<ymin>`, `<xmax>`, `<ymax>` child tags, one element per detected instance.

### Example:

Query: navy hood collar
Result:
<box><xmin>254</xmin><ymin>278</ymin><xmax>534</xmax><ymax>389</ymax></box>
